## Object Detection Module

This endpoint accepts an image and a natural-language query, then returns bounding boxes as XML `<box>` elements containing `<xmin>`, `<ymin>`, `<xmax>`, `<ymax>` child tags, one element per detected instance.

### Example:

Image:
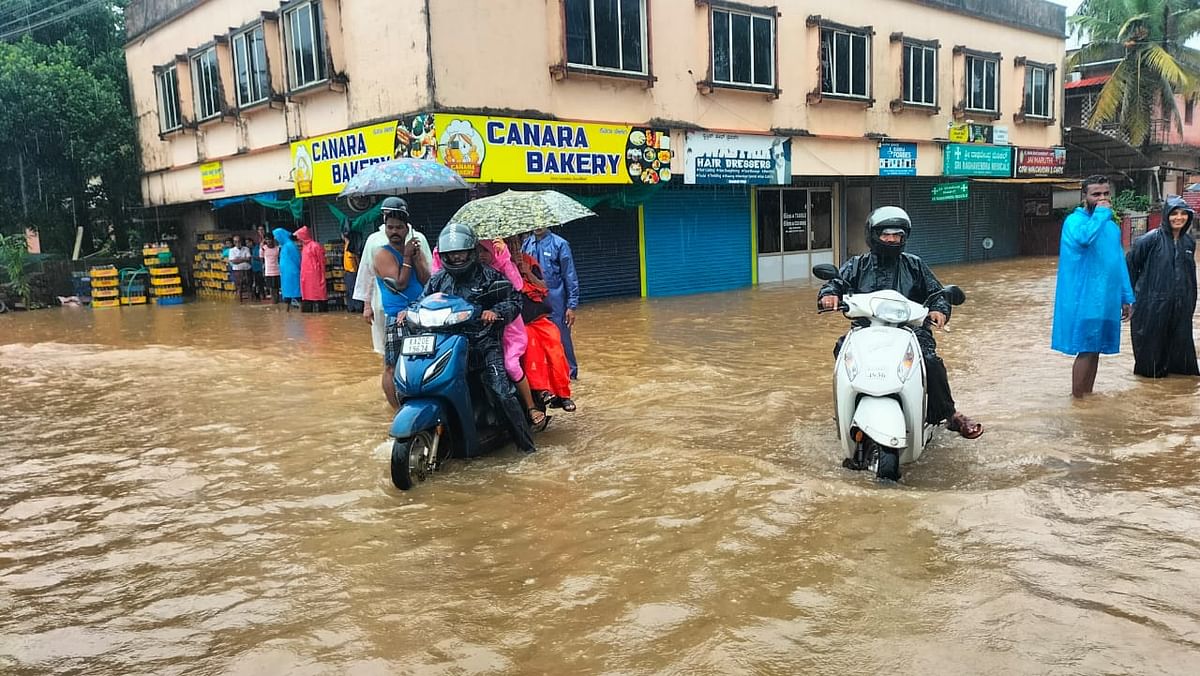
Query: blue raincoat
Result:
<box><xmin>275</xmin><ymin>227</ymin><xmax>302</xmax><ymax>300</ymax></box>
<box><xmin>524</xmin><ymin>232</ymin><xmax>580</xmax><ymax>377</ymax></box>
<box><xmin>1051</xmin><ymin>205</ymin><xmax>1135</xmax><ymax>355</ymax></box>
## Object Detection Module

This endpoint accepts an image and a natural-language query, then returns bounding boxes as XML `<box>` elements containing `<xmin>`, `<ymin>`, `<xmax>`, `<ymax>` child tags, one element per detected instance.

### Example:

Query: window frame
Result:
<box><xmin>959</xmin><ymin>47</ymin><xmax>1001</xmax><ymax>117</ymax></box>
<box><xmin>559</xmin><ymin>0</ymin><xmax>651</xmax><ymax>81</ymax></box>
<box><xmin>901</xmin><ymin>38</ymin><xmax>938</xmax><ymax>108</ymax></box>
<box><xmin>707</xmin><ymin>3</ymin><xmax>777</xmax><ymax>92</ymax></box>
<box><xmin>282</xmin><ymin>0</ymin><xmax>328</xmax><ymax>92</ymax></box>
<box><xmin>1019</xmin><ymin>58</ymin><xmax>1055</xmax><ymax>121</ymax></box>
<box><xmin>189</xmin><ymin>46</ymin><xmax>222</xmax><ymax>123</ymax></box>
<box><xmin>809</xmin><ymin>16</ymin><xmax>873</xmax><ymax>104</ymax></box>
<box><xmin>154</xmin><ymin>64</ymin><xmax>182</xmax><ymax>134</ymax></box>
<box><xmin>231</xmin><ymin>23</ymin><xmax>271</xmax><ymax>108</ymax></box>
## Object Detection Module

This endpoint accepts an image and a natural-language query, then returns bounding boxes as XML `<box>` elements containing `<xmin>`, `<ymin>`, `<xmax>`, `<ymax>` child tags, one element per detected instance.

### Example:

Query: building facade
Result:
<box><xmin>125</xmin><ymin>0</ymin><xmax>1065</xmax><ymax>299</ymax></box>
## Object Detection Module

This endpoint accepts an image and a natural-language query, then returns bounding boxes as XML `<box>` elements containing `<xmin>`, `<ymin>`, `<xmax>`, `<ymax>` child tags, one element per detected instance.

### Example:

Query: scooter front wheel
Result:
<box><xmin>876</xmin><ymin>449</ymin><xmax>901</xmax><ymax>482</ymax></box>
<box><xmin>391</xmin><ymin>431</ymin><xmax>435</xmax><ymax>490</ymax></box>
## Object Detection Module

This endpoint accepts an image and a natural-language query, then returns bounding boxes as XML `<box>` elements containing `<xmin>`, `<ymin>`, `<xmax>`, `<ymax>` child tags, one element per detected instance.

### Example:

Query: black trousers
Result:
<box><xmin>478</xmin><ymin>346</ymin><xmax>536</xmax><ymax>453</ymax></box>
<box><xmin>835</xmin><ymin>326</ymin><xmax>956</xmax><ymax>426</ymax></box>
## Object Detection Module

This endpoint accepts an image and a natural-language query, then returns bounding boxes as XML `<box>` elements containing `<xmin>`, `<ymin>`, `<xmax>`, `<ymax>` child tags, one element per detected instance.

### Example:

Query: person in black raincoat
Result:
<box><xmin>818</xmin><ymin>206</ymin><xmax>983</xmax><ymax>439</ymax></box>
<box><xmin>1126</xmin><ymin>196</ymin><xmax>1199</xmax><ymax>378</ymax></box>
<box><xmin>386</xmin><ymin>223</ymin><xmax>537</xmax><ymax>454</ymax></box>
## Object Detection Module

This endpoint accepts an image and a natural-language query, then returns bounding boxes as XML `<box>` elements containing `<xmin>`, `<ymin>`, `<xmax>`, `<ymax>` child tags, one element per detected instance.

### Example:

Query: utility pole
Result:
<box><xmin>17</xmin><ymin>151</ymin><xmax>29</xmax><ymax>219</ymax></box>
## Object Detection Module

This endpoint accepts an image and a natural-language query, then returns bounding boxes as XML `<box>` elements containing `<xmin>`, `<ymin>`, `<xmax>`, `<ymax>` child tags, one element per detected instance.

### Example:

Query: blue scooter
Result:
<box><xmin>383</xmin><ymin>278</ymin><xmax>538</xmax><ymax>490</ymax></box>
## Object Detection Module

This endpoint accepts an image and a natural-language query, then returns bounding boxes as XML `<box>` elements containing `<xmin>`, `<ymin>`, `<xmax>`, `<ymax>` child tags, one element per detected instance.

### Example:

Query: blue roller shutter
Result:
<box><xmin>643</xmin><ymin>186</ymin><xmax>752</xmax><ymax>297</ymax></box>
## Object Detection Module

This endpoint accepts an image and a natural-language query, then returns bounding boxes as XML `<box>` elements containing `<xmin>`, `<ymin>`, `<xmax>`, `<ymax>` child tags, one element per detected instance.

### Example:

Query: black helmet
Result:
<box><xmin>380</xmin><ymin>196</ymin><xmax>409</xmax><ymax>221</ymax></box>
<box><xmin>866</xmin><ymin>206</ymin><xmax>911</xmax><ymax>259</ymax></box>
<box><xmin>437</xmin><ymin>222</ymin><xmax>479</xmax><ymax>278</ymax></box>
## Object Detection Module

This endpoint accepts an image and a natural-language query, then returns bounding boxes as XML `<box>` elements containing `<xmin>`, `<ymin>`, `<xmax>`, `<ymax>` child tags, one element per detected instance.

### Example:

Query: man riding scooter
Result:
<box><xmin>383</xmin><ymin>223</ymin><xmax>537</xmax><ymax>454</ymax></box>
<box><xmin>817</xmin><ymin>206</ymin><xmax>984</xmax><ymax>439</ymax></box>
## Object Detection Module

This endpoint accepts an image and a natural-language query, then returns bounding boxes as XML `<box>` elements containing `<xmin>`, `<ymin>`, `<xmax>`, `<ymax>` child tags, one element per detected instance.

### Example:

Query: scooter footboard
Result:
<box><xmin>389</xmin><ymin>399</ymin><xmax>442</xmax><ymax>439</ymax></box>
<box><xmin>851</xmin><ymin>397</ymin><xmax>908</xmax><ymax>450</ymax></box>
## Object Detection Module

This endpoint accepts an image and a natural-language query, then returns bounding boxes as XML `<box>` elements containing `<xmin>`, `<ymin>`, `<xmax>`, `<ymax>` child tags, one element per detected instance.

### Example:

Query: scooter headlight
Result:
<box><xmin>897</xmin><ymin>343</ymin><xmax>917</xmax><ymax>382</ymax></box>
<box><xmin>842</xmin><ymin>345</ymin><xmax>860</xmax><ymax>381</ymax></box>
<box><xmin>870</xmin><ymin>297</ymin><xmax>911</xmax><ymax>324</ymax></box>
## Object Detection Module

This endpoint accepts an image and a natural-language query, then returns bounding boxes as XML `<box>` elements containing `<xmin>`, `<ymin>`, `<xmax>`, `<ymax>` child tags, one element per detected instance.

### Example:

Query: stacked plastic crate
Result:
<box><xmin>145</xmin><ymin>244</ymin><xmax>183</xmax><ymax>306</ymax></box>
<box><xmin>326</xmin><ymin>240</ymin><xmax>345</xmax><ymax>309</ymax></box>
<box><xmin>194</xmin><ymin>233</ymin><xmax>232</xmax><ymax>300</ymax></box>
<box><xmin>89</xmin><ymin>266</ymin><xmax>120</xmax><ymax>308</ymax></box>
<box><xmin>119</xmin><ymin>269</ymin><xmax>148</xmax><ymax>306</ymax></box>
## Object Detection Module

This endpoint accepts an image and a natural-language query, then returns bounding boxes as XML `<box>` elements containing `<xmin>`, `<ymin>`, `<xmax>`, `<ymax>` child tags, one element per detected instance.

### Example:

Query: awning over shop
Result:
<box><xmin>970</xmin><ymin>177</ymin><xmax>1081</xmax><ymax>189</ymax></box>
<box><xmin>1065</xmin><ymin>74</ymin><xmax>1110</xmax><ymax>90</ymax></box>
<box><xmin>1063</xmin><ymin>126</ymin><xmax>1154</xmax><ymax>178</ymax></box>
<box><xmin>210</xmin><ymin>191</ymin><xmax>280</xmax><ymax>209</ymax></box>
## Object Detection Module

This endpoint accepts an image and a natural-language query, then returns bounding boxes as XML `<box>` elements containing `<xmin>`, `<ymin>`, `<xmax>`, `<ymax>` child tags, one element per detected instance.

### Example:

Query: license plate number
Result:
<box><xmin>401</xmin><ymin>335</ymin><xmax>436</xmax><ymax>356</ymax></box>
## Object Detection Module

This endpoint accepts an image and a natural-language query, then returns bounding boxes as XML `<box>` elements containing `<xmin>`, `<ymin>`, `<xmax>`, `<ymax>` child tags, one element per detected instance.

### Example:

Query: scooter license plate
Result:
<box><xmin>401</xmin><ymin>335</ymin><xmax>436</xmax><ymax>356</ymax></box>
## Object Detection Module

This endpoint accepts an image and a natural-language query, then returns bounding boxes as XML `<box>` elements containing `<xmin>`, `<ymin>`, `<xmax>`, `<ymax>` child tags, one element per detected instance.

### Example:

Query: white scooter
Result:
<box><xmin>812</xmin><ymin>263</ymin><xmax>965</xmax><ymax>481</ymax></box>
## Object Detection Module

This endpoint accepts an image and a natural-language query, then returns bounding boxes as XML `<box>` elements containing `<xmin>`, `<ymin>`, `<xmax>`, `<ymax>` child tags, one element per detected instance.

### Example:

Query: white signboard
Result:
<box><xmin>685</xmin><ymin>131</ymin><xmax>792</xmax><ymax>185</ymax></box>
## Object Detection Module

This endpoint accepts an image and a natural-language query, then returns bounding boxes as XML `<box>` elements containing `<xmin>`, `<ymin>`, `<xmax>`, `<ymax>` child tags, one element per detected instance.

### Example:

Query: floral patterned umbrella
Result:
<box><xmin>448</xmin><ymin>190</ymin><xmax>596</xmax><ymax>239</ymax></box>
<box><xmin>337</xmin><ymin>158</ymin><xmax>468</xmax><ymax>197</ymax></box>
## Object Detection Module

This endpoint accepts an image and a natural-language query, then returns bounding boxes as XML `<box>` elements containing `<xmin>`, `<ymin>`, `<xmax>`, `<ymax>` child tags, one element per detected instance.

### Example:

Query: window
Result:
<box><xmin>284</xmin><ymin>1</ymin><xmax>327</xmax><ymax>90</ymax></box>
<box><xmin>965</xmin><ymin>54</ymin><xmax>998</xmax><ymax>112</ymax></box>
<box><xmin>1023</xmin><ymin>63</ymin><xmax>1052</xmax><ymax>118</ymax></box>
<box><xmin>190</xmin><ymin>47</ymin><xmax>221</xmax><ymax>121</ymax></box>
<box><xmin>565</xmin><ymin>0</ymin><xmax>647</xmax><ymax>75</ymax></box>
<box><xmin>756</xmin><ymin>189</ymin><xmax>833</xmax><ymax>255</ymax></box>
<box><xmin>1187</xmin><ymin>98</ymin><xmax>1195</xmax><ymax>125</ymax></box>
<box><xmin>902</xmin><ymin>42</ymin><xmax>937</xmax><ymax>106</ymax></box>
<box><xmin>711</xmin><ymin>7</ymin><xmax>774</xmax><ymax>88</ymax></box>
<box><xmin>233</xmin><ymin>25</ymin><xmax>270</xmax><ymax>107</ymax></box>
<box><xmin>820</xmin><ymin>26</ymin><xmax>869</xmax><ymax>98</ymax></box>
<box><xmin>155</xmin><ymin>65</ymin><xmax>181</xmax><ymax>132</ymax></box>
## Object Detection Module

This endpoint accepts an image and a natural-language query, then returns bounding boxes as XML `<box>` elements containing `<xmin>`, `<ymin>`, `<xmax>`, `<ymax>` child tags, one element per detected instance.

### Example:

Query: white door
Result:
<box><xmin>756</xmin><ymin>188</ymin><xmax>834</xmax><ymax>282</ymax></box>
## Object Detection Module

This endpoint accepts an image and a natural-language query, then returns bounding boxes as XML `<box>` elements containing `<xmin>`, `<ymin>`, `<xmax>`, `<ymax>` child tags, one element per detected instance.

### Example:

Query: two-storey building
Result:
<box><xmin>125</xmin><ymin>0</ymin><xmax>1065</xmax><ymax>300</ymax></box>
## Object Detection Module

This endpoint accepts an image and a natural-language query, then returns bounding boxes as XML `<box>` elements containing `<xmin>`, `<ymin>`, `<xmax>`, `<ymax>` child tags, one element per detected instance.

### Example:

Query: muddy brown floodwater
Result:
<box><xmin>1</xmin><ymin>257</ymin><xmax>1199</xmax><ymax>675</ymax></box>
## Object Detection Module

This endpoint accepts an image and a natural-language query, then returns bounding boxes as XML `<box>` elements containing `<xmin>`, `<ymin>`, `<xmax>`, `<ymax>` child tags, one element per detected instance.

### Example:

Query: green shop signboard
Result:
<box><xmin>943</xmin><ymin>143</ymin><xmax>1012</xmax><ymax>177</ymax></box>
<box><xmin>931</xmin><ymin>181</ymin><xmax>969</xmax><ymax>202</ymax></box>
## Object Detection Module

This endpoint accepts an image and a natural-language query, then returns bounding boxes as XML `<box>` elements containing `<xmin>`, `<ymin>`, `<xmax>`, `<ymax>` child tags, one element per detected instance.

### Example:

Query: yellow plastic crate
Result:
<box><xmin>90</xmin><ymin>278</ymin><xmax>119</xmax><ymax>288</ymax></box>
<box><xmin>92</xmin><ymin>299</ymin><xmax>120</xmax><ymax>308</ymax></box>
<box><xmin>155</xmin><ymin>286</ymin><xmax>183</xmax><ymax>296</ymax></box>
<box><xmin>150</xmin><ymin>266</ymin><xmax>179</xmax><ymax>276</ymax></box>
<box><xmin>90</xmin><ymin>267</ymin><xmax>118</xmax><ymax>278</ymax></box>
<box><xmin>151</xmin><ymin>276</ymin><xmax>182</xmax><ymax>287</ymax></box>
<box><xmin>92</xmin><ymin>288</ymin><xmax>119</xmax><ymax>299</ymax></box>
<box><xmin>222</xmin><ymin>282</ymin><xmax>235</xmax><ymax>290</ymax></box>
<box><xmin>120</xmin><ymin>296</ymin><xmax>147</xmax><ymax>305</ymax></box>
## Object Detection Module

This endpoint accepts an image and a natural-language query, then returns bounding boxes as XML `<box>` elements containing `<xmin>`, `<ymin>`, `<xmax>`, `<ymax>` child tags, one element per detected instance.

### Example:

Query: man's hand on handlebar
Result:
<box><xmin>929</xmin><ymin>311</ymin><xmax>947</xmax><ymax>329</ymax></box>
<box><xmin>480</xmin><ymin>310</ymin><xmax>499</xmax><ymax>323</ymax></box>
<box><xmin>819</xmin><ymin>295</ymin><xmax>840</xmax><ymax>311</ymax></box>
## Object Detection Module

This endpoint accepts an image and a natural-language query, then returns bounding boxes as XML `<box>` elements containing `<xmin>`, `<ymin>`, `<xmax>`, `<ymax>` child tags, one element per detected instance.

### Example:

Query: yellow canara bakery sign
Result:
<box><xmin>291</xmin><ymin>120</ymin><xmax>399</xmax><ymax>197</ymax></box>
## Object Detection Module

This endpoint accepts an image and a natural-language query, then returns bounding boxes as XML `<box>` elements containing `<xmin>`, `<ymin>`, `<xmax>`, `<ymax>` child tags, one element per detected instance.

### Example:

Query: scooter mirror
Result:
<box><xmin>812</xmin><ymin>264</ymin><xmax>840</xmax><ymax>281</ymax></box>
<box><xmin>380</xmin><ymin>277</ymin><xmax>404</xmax><ymax>295</ymax></box>
<box><xmin>943</xmin><ymin>284</ymin><xmax>966</xmax><ymax>306</ymax></box>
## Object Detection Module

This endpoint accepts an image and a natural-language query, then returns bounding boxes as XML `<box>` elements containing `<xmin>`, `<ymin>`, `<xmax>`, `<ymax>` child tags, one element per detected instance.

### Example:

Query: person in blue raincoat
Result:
<box><xmin>523</xmin><ymin>227</ymin><xmax>580</xmax><ymax>379</ymax></box>
<box><xmin>1051</xmin><ymin>175</ymin><xmax>1134</xmax><ymax>397</ymax></box>
<box><xmin>274</xmin><ymin>227</ymin><xmax>302</xmax><ymax>305</ymax></box>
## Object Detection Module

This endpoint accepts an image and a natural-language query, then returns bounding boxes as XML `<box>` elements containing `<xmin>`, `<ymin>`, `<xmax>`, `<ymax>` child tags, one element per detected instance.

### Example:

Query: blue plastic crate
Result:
<box><xmin>155</xmin><ymin>296</ymin><xmax>184</xmax><ymax>306</ymax></box>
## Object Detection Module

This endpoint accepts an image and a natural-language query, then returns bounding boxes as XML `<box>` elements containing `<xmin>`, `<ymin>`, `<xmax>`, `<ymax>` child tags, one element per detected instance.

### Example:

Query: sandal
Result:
<box><xmin>559</xmin><ymin>398</ymin><xmax>576</xmax><ymax>412</ymax></box>
<box><xmin>947</xmin><ymin>412</ymin><xmax>984</xmax><ymax>440</ymax></box>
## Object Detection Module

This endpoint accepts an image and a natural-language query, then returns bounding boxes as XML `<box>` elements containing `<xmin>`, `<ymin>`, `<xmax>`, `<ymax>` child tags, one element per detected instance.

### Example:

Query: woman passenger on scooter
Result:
<box><xmin>816</xmin><ymin>207</ymin><xmax>983</xmax><ymax>439</ymax></box>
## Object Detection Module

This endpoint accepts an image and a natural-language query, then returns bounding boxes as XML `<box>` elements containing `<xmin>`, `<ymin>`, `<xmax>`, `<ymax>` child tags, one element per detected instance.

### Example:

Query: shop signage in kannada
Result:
<box><xmin>943</xmin><ymin>143</ymin><xmax>1012</xmax><ymax>177</ymax></box>
<box><xmin>291</xmin><ymin>120</ymin><xmax>399</xmax><ymax>197</ymax></box>
<box><xmin>683</xmin><ymin>131</ymin><xmax>791</xmax><ymax>185</ymax></box>
<box><xmin>878</xmin><ymin>142</ymin><xmax>917</xmax><ymax>176</ymax></box>
<box><xmin>1015</xmin><ymin>147</ymin><xmax>1067</xmax><ymax>176</ymax></box>
<box><xmin>200</xmin><ymin>161</ymin><xmax>225</xmax><ymax>195</ymax></box>
<box><xmin>931</xmin><ymin>181</ymin><xmax>969</xmax><ymax>202</ymax></box>
<box><xmin>434</xmin><ymin>113</ymin><xmax>672</xmax><ymax>184</ymax></box>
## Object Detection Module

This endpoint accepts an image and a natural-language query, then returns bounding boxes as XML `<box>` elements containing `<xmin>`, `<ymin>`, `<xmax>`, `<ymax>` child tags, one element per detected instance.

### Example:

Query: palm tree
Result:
<box><xmin>1069</xmin><ymin>0</ymin><xmax>1200</xmax><ymax>146</ymax></box>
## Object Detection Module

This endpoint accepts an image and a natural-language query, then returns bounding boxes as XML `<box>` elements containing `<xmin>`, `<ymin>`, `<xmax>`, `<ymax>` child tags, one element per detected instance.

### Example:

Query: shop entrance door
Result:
<box><xmin>756</xmin><ymin>188</ymin><xmax>834</xmax><ymax>283</ymax></box>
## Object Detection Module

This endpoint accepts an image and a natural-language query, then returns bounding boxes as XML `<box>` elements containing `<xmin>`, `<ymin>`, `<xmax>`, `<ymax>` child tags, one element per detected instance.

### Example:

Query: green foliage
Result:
<box><xmin>1112</xmin><ymin>189</ymin><xmax>1152</xmax><ymax>216</ymax></box>
<box><xmin>0</xmin><ymin>233</ymin><xmax>32</xmax><ymax>307</ymax></box>
<box><xmin>1069</xmin><ymin>0</ymin><xmax>1200</xmax><ymax>146</ymax></box>
<box><xmin>0</xmin><ymin>2</ymin><xmax>139</xmax><ymax>256</ymax></box>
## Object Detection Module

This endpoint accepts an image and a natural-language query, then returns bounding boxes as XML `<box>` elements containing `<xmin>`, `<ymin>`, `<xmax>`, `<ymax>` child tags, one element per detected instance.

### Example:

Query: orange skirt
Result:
<box><xmin>523</xmin><ymin>317</ymin><xmax>571</xmax><ymax>398</ymax></box>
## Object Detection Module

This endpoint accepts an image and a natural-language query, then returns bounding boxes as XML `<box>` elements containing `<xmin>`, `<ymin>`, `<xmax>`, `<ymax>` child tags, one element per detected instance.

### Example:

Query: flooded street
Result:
<box><xmin>2</xmin><ymin>257</ymin><xmax>1199</xmax><ymax>674</ymax></box>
